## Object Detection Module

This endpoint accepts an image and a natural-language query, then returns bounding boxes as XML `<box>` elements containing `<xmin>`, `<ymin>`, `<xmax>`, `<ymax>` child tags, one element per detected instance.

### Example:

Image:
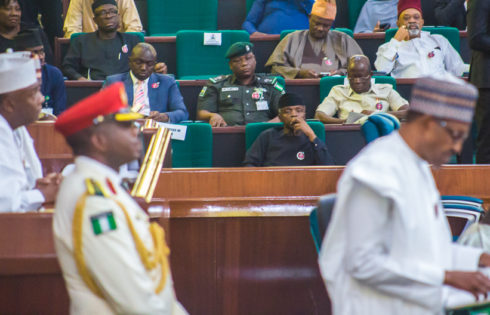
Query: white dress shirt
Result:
<box><xmin>319</xmin><ymin>132</ymin><xmax>483</xmax><ymax>315</ymax></box>
<box><xmin>130</xmin><ymin>71</ymin><xmax>150</xmax><ymax>116</ymax></box>
<box><xmin>375</xmin><ymin>31</ymin><xmax>467</xmax><ymax>78</ymax></box>
<box><xmin>0</xmin><ymin>115</ymin><xmax>44</xmax><ymax>212</ymax></box>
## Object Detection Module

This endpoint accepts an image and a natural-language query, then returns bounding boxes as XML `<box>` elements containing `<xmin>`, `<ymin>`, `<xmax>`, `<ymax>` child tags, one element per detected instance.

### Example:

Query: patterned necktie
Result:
<box><xmin>132</xmin><ymin>81</ymin><xmax>145</xmax><ymax>113</ymax></box>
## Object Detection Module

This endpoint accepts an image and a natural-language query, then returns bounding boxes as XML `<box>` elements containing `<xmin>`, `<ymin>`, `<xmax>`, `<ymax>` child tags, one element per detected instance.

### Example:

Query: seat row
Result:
<box><xmin>54</xmin><ymin>28</ymin><xmax>470</xmax><ymax>80</ymax></box>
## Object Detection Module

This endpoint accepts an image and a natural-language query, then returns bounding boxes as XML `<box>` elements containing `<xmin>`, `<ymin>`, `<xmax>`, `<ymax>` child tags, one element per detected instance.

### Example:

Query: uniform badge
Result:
<box><xmin>106</xmin><ymin>178</ymin><xmax>117</xmax><ymax>194</ymax></box>
<box><xmin>151</xmin><ymin>82</ymin><xmax>160</xmax><ymax>89</ymax></box>
<box><xmin>297</xmin><ymin>151</ymin><xmax>305</xmax><ymax>160</ymax></box>
<box><xmin>323</xmin><ymin>57</ymin><xmax>332</xmax><ymax>66</ymax></box>
<box><xmin>122</xmin><ymin>44</ymin><xmax>128</xmax><ymax>53</ymax></box>
<box><xmin>199</xmin><ymin>86</ymin><xmax>207</xmax><ymax>97</ymax></box>
<box><xmin>428</xmin><ymin>51</ymin><xmax>435</xmax><ymax>58</ymax></box>
<box><xmin>91</xmin><ymin>211</ymin><xmax>117</xmax><ymax>235</ymax></box>
<box><xmin>252</xmin><ymin>88</ymin><xmax>263</xmax><ymax>100</ymax></box>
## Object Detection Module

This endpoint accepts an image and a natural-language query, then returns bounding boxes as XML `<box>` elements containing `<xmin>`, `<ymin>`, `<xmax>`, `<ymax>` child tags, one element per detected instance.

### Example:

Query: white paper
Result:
<box><xmin>157</xmin><ymin>123</ymin><xmax>188</xmax><ymax>141</ymax></box>
<box><xmin>203</xmin><ymin>33</ymin><xmax>222</xmax><ymax>46</ymax></box>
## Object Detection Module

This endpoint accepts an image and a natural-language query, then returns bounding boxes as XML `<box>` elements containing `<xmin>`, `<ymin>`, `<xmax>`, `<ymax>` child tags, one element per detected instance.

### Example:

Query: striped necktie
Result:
<box><xmin>132</xmin><ymin>80</ymin><xmax>145</xmax><ymax>113</ymax></box>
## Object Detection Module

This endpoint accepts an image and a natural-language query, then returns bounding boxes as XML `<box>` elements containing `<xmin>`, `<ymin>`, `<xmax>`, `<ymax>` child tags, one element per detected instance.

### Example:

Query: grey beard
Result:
<box><xmin>408</xmin><ymin>28</ymin><xmax>421</xmax><ymax>37</ymax></box>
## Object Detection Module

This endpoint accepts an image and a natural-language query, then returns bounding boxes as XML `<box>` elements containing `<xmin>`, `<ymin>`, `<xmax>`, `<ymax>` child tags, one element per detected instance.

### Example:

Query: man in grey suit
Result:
<box><xmin>468</xmin><ymin>0</ymin><xmax>490</xmax><ymax>163</ymax></box>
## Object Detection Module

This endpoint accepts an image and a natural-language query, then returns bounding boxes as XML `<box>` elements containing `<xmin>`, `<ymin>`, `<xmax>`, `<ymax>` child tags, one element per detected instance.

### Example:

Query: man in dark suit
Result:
<box><xmin>468</xmin><ymin>0</ymin><xmax>490</xmax><ymax>163</ymax></box>
<box><xmin>105</xmin><ymin>42</ymin><xmax>188</xmax><ymax>123</ymax></box>
<box><xmin>434</xmin><ymin>0</ymin><xmax>467</xmax><ymax>30</ymax></box>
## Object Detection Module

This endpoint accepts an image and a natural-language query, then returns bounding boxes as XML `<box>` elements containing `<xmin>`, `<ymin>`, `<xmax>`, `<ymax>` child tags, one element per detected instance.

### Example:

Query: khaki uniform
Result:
<box><xmin>197</xmin><ymin>74</ymin><xmax>285</xmax><ymax>126</ymax></box>
<box><xmin>54</xmin><ymin>156</ymin><xmax>187</xmax><ymax>315</ymax></box>
<box><xmin>316</xmin><ymin>83</ymin><xmax>408</xmax><ymax>120</ymax></box>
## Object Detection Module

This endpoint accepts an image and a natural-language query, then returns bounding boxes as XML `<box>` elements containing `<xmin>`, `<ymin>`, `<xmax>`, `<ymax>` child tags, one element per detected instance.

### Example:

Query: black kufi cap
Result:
<box><xmin>278</xmin><ymin>92</ymin><xmax>304</xmax><ymax>108</ymax></box>
<box><xmin>92</xmin><ymin>0</ymin><xmax>117</xmax><ymax>13</ymax></box>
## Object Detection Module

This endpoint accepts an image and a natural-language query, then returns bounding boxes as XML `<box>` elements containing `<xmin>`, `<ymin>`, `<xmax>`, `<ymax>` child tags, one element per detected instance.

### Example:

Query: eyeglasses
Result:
<box><xmin>130</xmin><ymin>59</ymin><xmax>156</xmax><ymax>68</ymax></box>
<box><xmin>438</xmin><ymin>120</ymin><xmax>468</xmax><ymax>143</ymax></box>
<box><xmin>95</xmin><ymin>9</ymin><xmax>118</xmax><ymax>17</ymax></box>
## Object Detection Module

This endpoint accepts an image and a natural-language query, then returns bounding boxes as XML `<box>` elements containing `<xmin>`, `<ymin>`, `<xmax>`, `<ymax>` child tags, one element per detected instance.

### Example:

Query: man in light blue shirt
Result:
<box><xmin>354</xmin><ymin>0</ymin><xmax>398</xmax><ymax>33</ymax></box>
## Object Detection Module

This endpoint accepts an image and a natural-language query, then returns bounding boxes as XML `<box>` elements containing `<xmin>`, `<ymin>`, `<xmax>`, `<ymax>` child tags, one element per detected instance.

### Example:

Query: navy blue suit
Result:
<box><xmin>42</xmin><ymin>64</ymin><xmax>67</xmax><ymax>116</ymax></box>
<box><xmin>105</xmin><ymin>72</ymin><xmax>189</xmax><ymax>123</ymax></box>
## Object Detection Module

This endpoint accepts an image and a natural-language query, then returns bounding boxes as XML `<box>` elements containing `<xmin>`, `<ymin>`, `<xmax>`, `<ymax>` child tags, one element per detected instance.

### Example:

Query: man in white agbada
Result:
<box><xmin>374</xmin><ymin>0</ymin><xmax>467</xmax><ymax>78</ymax></box>
<box><xmin>0</xmin><ymin>52</ymin><xmax>61</xmax><ymax>212</ymax></box>
<box><xmin>319</xmin><ymin>75</ymin><xmax>490</xmax><ymax>315</ymax></box>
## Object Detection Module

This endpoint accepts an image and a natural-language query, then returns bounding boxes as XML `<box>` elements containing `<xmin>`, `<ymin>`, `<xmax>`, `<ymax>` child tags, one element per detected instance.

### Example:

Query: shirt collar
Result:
<box><xmin>130</xmin><ymin>71</ymin><xmax>150</xmax><ymax>86</ymax></box>
<box><xmin>74</xmin><ymin>156</ymin><xmax>122</xmax><ymax>186</ymax></box>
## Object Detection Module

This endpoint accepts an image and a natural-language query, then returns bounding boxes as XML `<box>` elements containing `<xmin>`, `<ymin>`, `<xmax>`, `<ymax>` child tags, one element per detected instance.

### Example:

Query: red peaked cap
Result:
<box><xmin>398</xmin><ymin>0</ymin><xmax>422</xmax><ymax>17</ymax></box>
<box><xmin>55</xmin><ymin>82</ymin><xmax>130</xmax><ymax>137</ymax></box>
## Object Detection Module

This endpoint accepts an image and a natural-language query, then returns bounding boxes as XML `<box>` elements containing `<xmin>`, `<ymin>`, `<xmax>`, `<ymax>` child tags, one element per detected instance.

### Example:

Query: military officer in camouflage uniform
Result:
<box><xmin>197</xmin><ymin>42</ymin><xmax>286</xmax><ymax>127</ymax></box>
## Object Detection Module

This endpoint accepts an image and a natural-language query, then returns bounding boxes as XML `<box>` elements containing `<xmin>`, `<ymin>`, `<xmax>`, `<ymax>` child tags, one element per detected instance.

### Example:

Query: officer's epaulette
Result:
<box><xmin>84</xmin><ymin>178</ymin><xmax>109</xmax><ymax>197</ymax></box>
<box><xmin>257</xmin><ymin>74</ymin><xmax>285</xmax><ymax>92</ymax></box>
<box><xmin>209</xmin><ymin>75</ymin><xmax>229</xmax><ymax>84</ymax></box>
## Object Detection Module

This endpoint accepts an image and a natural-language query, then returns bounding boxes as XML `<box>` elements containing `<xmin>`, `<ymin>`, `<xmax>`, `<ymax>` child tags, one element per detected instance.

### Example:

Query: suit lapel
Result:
<box><xmin>148</xmin><ymin>73</ymin><xmax>158</xmax><ymax>111</ymax></box>
<box><xmin>124</xmin><ymin>73</ymin><xmax>134</xmax><ymax>106</ymax></box>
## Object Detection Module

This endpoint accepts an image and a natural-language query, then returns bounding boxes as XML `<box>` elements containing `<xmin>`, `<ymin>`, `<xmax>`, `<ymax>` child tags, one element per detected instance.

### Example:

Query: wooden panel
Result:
<box><xmin>155</xmin><ymin>167</ymin><xmax>344</xmax><ymax>199</ymax></box>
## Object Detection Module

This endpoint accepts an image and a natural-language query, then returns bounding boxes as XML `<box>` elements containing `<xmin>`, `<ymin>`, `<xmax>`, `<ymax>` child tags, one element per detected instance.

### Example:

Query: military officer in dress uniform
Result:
<box><xmin>53</xmin><ymin>83</ymin><xmax>188</xmax><ymax>315</ymax></box>
<box><xmin>197</xmin><ymin>41</ymin><xmax>286</xmax><ymax>127</ymax></box>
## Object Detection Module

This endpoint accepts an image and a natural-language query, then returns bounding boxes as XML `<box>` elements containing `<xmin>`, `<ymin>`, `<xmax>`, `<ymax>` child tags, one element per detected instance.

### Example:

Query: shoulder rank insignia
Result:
<box><xmin>85</xmin><ymin>178</ymin><xmax>109</xmax><ymax>197</ymax></box>
<box><xmin>209</xmin><ymin>75</ymin><xmax>228</xmax><ymax>84</ymax></box>
<box><xmin>273</xmin><ymin>79</ymin><xmax>285</xmax><ymax>93</ymax></box>
<box><xmin>199</xmin><ymin>86</ymin><xmax>208</xmax><ymax>97</ymax></box>
<box><xmin>90</xmin><ymin>211</ymin><xmax>117</xmax><ymax>235</ymax></box>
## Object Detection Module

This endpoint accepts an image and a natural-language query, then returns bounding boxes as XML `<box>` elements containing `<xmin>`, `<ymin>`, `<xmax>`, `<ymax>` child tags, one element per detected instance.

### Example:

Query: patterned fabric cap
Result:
<box><xmin>311</xmin><ymin>0</ymin><xmax>337</xmax><ymax>20</ymax></box>
<box><xmin>410</xmin><ymin>76</ymin><xmax>478</xmax><ymax>123</ymax></box>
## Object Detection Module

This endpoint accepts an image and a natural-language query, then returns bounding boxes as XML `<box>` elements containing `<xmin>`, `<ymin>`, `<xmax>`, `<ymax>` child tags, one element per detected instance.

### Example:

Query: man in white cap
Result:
<box><xmin>0</xmin><ymin>52</ymin><xmax>61</xmax><ymax>212</ymax></box>
<box><xmin>319</xmin><ymin>75</ymin><xmax>490</xmax><ymax>314</ymax></box>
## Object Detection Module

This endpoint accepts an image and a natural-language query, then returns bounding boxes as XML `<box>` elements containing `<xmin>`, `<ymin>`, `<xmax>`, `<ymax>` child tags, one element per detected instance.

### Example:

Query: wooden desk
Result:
<box><xmin>1</xmin><ymin>165</ymin><xmax>490</xmax><ymax>314</ymax></box>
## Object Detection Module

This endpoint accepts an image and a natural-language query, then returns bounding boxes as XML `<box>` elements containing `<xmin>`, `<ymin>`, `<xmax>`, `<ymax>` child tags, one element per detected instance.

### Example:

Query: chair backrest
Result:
<box><xmin>361</xmin><ymin>113</ymin><xmax>400</xmax><ymax>144</ymax></box>
<box><xmin>246</xmin><ymin>0</ymin><xmax>255</xmax><ymax>13</ymax></box>
<box><xmin>309</xmin><ymin>193</ymin><xmax>336</xmax><ymax>252</ymax></box>
<box><xmin>176</xmin><ymin>30</ymin><xmax>250</xmax><ymax>80</ymax></box>
<box><xmin>70</xmin><ymin>32</ymin><xmax>145</xmax><ymax>42</ymax></box>
<box><xmin>279</xmin><ymin>28</ymin><xmax>353</xmax><ymax>41</ymax></box>
<box><xmin>348</xmin><ymin>0</ymin><xmax>368</xmax><ymax>30</ymax></box>
<box><xmin>147</xmin><ymin>0</ymin><xmax>218</xmax><ymax>35</ymax></box>
<box><xmin>385</xmin><ymin>27</ymin><xmax>460</xmax><ymax>52</ymax></box>
<box><xmin>245</xmin><ymin>121</ymin><xmax>326</xmax><ymax>150</ymax></box>
<box><xmin>319</xmin><ymin>76</ymin><xmax>396</xmax><ymax>101</ymax></box>
<box><xmin>171</xmin><ymin>122</ymin><xmax>213</xmax><ymax>167</ymax></box>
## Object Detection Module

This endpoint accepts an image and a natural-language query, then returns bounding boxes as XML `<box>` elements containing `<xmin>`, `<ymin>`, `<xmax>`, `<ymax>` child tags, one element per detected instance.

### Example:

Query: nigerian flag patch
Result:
<box><xmin>90</xmin><ymin>211</ymin><xmax>117</xmax><ymax>235</ymax></box>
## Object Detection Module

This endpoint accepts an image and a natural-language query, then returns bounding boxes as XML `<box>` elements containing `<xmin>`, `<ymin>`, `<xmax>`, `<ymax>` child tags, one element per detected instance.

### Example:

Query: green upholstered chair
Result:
<box><xmin>348</xmin><ymin>0</ymin><xmax>368</xmax><ymax>30</ymax></box>
<box><xmin>246</xmin><ymin>0</ymin><xmax>255</xmax><ymax>13</ymax></box>
<box><xmin>245</xmin><ymin>121</ymin><xmax>326</xmax><ymax>150</ymax></box>
<box><xmin>171</xmin><ymin>122</ymin><xmax>213</xmax><ymax>167</ymax></box>
<box><xmin>176</xmin><ymin>30</ymin><xmax>250</xmax><ymax>80</ymax></box>
<box><xmin>279</xmin><ymin>28</ymin><xmax>354</xmax><ymax>41</ymax></box>
<box><xmin>385</xmin><ymin>26</ymin><xmax>460</xmax><ymax>52</ymax></box>
<box><xmin>319</xmin><ymin>75</ymin><xmax>396</xmax><ymax>101</ymax></box>
<box><xmin>70</xmin><ymin>32</ymin><xmax>145</xmax><ymax>42</ymax></box>
<box><xmin>146</xmin><ymin>0</ymin><xmax>218</xmax><ymax>35</ymax></box>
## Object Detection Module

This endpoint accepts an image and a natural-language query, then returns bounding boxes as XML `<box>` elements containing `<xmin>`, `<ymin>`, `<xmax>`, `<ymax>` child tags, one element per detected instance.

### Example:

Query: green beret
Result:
<box><xmin>225</xmin><ymin>42</ymin><xmax>254</xmax><ymax>59</ymax></box>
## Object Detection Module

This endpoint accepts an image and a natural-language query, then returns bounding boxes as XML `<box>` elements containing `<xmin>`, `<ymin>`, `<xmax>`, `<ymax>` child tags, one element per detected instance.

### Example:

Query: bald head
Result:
<box><xmin>347</xmin><ymin>55</ymin><xmax>372</xmax><ymax>94</ymax></box>
<box><xmin>129</xmin><ymin>43</ymin><xmax>157</xmax><ymax>81</ymax></box>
